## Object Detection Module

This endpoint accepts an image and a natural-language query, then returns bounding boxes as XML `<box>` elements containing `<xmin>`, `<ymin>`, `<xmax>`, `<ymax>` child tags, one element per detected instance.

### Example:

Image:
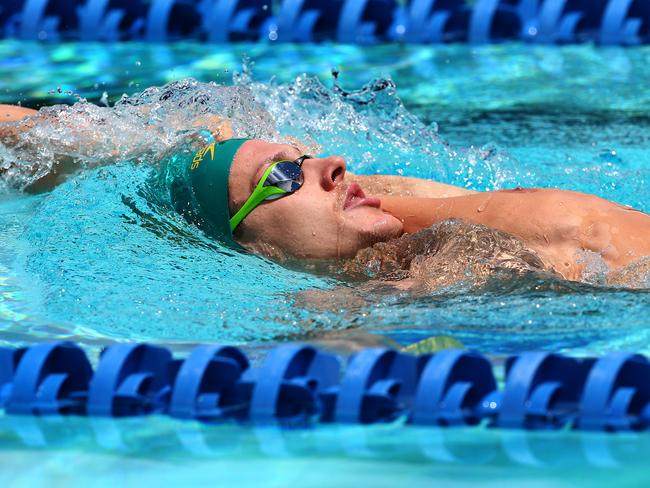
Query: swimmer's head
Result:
<box><xmin>190</xmin><ymin>137</ymin><xmax>248</xmax><ymax>244</ymax></box>
<box><xmin>224</xmin><ymin>139</ymin><xmax>404</xmax><ymax>259</ymax></box>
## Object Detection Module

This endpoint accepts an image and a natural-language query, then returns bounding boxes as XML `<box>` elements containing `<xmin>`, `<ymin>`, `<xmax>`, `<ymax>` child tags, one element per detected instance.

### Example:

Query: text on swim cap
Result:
<box><xmin>191</xmin><ymin>142</ymin><xmax>215</xmax><ymax>170</ymax></box>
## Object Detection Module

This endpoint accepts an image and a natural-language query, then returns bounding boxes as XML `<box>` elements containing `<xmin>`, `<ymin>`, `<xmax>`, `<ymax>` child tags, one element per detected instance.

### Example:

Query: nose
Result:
<box><xmin>306</xmin><ymin>155</ymin><xmax>346</xmax><ymax>191</ymax></box>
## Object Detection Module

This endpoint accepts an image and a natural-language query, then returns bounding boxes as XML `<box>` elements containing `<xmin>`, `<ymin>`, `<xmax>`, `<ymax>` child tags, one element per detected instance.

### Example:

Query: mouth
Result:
<box><xmin>343</xmin><ymin>182</ymin><xmax>381</xmax><ymax>211</ymax></box>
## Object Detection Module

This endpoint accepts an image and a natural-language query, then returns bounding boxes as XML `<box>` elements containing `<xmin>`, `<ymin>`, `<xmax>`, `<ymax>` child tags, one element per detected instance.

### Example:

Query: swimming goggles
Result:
<box><xmin>229</xmin><ymin>154</ymin><xmax>312</xmax><ymax>232</ymax></box>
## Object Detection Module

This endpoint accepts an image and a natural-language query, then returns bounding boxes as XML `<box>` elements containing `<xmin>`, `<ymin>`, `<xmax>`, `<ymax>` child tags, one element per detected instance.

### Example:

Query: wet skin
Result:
<box><xmin>4</xmin><ymin>104</ymin><xmax>649</xmax><ymax>280</ymax></box>
<box><xmin>380</xmin><ymin>190</ymin><xmax>650</xmax><ymax>280</ymax></box>
<box><xmin>0</xmin><ymin>104</ymin><xmax>37</xmax><ymax>122</ymax></box>
<box><xmin>228</xmin><ymin>140</ymin><xmax>405</xmax><ymax>259</ymax></box>
<box><xmin>228</xmin><ymin>140</ymin><xmax>650</xmax><ymax>280</ymax></box>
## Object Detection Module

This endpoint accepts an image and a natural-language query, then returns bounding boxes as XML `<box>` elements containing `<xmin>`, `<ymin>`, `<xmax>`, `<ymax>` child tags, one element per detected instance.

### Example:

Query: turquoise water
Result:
<box><xmin>0</xmin><ymin>417</ymin><xmax>648</xmax><ymax>487</ymax></box>
<box><xmin>2</xmin><ymin>41</ymin><xmax>650</xmax><ymax>485</ymax></box>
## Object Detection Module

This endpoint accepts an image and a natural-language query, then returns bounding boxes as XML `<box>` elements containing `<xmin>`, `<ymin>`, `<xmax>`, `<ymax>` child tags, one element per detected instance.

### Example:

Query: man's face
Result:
<box><xmin>228</xmin><ymin>139</ymin><xmax>404</xmax><ymax>259</ymax></box>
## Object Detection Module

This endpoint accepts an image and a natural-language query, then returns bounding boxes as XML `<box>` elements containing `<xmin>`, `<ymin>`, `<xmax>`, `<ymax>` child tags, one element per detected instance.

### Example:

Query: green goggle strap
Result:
<box><xmin>229</xmin><ymin>162</ymin><xmax>288</xmax><ymax>232</ymax></box>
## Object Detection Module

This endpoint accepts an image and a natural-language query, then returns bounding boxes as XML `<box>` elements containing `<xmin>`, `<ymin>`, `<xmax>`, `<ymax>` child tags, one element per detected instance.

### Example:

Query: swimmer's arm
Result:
<box><xmin>190</xmin><ymin>115</ymin><xmax>233</xmax><ymax>141</ymax></box>
<box><xmin>0</xmin><ymin>104</ymin><xmax>38</xmax><ymax>122</ymax></box>
<box><xmin>26</xmin><ymin>118</ymin><xmax>232</xmax><ymax>193</ymax></box>
<box><xmin>1</xmin><ymin>104</ymin><xmax>233</xmax><ymax>193</ymax></box>
<box><xmin>379</xmin><ymin>193</ymin><xmax>508</xmax><ymax>233</ymax></box>
<box><xmin>1</xmin><ymin>104</ymin><xmax>233</xmax><ymax>146</ymax></box>
<box><xmin>348</xmin><ymin>173</ymin><xmax>476</xmax><ymax>198</ymax></box>
<box><xmin>0</xmin><ymin>113</ymin><xmax>64</xmax><ymax>193</ymax></box>
<box><xmin>379</xmin><ymin>192</ymin><xmax>555</xmax><ymax>244</ymax></box>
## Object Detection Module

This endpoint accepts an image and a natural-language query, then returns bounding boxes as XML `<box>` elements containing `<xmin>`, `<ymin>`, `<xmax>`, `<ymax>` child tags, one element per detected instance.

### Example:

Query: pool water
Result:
<box><xmin>1</xmin><ymin>41</ymin><xmax>650</xmax><ymax>485</ymax></box>
<box><xmin>0</xmin><ymin>416</ymin><xmax>648</xmax><ymax>487</ymax></box>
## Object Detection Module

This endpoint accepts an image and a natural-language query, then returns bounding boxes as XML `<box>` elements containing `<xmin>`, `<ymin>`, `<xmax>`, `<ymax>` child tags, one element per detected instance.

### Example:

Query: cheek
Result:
<box><xmin>286</xmin><ymin>189</ymin><xmax>338</xmax><ymax>226</ymax></box>
<box><xmin>274</xmin><ymin>194</ymin><xmax>345</xmax><ymax>255</ymax></box>
<box><xmin>241</xmin><ymin>196</ymin><xmax>336</xmax><ymax>248</ymax></box>
<box><xmin>284</xmin><ymin>197</ymin><xmax>340</xmax><ymax>243</ymax></box>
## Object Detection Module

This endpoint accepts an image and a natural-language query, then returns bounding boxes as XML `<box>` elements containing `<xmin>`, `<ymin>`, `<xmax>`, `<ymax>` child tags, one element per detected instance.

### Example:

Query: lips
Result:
<box><xmin>343</xmin><ymin>182</ymin><xmax>381</xmax><ymax>211</ymax></box>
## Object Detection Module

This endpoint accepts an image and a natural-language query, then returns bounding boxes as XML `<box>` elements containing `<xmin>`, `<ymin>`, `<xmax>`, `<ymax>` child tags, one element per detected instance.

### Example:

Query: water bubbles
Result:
<box><xmin>267</xmin><ymin>24</ymin><xmax>279</xmax><ymax>41</ymax></box>
<box><xmin>598</xmin><ymin>148</ymin><xmax>622</xmax><ymax>165</ymax></box>
<box><xmin>458</xmin><ymin>143</ymin><xmax>518</xmax><ymax>191</ymax></box>
<box><xmin>575</xmin><ymin>249</ymin><xmax>609</xmax><ymax>285</ymax></box>
<box><xmin>239</xmin><ymin>69</ymin><xmax>454</xmax><ymax>179</ymax></box>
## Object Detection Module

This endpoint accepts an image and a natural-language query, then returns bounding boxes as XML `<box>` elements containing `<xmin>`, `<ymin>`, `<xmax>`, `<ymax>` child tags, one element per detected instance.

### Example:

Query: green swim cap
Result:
<box><xmin>190</xmin><ymin>137</ymin><xmax>249</xmax><ymax>245</ymax></box>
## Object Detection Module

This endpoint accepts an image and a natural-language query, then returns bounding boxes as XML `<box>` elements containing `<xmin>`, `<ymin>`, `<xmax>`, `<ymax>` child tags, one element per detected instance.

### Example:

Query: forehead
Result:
<box><xmin>231</xmin><ymin>139</ymin><xmax>298</xmax><ymax>180</ymax></box>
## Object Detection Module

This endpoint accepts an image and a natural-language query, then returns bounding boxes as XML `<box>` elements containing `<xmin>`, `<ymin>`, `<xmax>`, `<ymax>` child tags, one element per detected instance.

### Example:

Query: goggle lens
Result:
<box><xmin>229</xmin><ymin>154</ymin><xmax>313</xmax><ymax>231</ymax></box>
<box><xmin>262</xmin><ymin>156</ymin><xmax>311</xmax><ymax>200</ymax></box>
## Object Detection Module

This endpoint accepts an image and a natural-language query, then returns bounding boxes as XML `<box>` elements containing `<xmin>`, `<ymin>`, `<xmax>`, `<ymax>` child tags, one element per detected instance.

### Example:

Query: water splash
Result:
<box><xmin>344</xmin><ymin>220</ymin><xmax>549</xmax><ymax>291</ymax></box>
<box><xmin>0</xmin><ymin>63</ymin><xmax>649</xmax><ymax>352</ymax></box>
<box><xmin>236</xmin><ymin>64</ymin><xmax>517</xmax><ymax>189</ymax></box>
<box><xmin>0</xmin><ymin>78</ymin><xmax>277</xmax><ymax>190</ymax></box>
<box><xmin>1</xmin><ymin>58</ymin><xmax>522</xmax><ymax>194</ymax></box>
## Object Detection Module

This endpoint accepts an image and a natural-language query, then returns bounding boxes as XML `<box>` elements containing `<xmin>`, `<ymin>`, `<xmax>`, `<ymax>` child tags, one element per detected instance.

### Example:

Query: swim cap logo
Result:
<box><xmin>191</xmin><ymin>142</ymin><xmax>215</xmax><ymax>170</ymax></box>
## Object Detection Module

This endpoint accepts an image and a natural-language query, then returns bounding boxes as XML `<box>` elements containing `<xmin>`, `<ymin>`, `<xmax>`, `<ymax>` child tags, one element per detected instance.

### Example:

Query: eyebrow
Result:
<box><xmin>251</xmin><ymin>145</ymin><xmax>302</xmax><ymax>189</ymax></box>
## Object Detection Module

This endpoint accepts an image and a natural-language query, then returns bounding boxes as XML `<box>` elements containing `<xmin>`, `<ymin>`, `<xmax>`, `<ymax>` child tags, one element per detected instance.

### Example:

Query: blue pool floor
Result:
<box><xmin>0</xmin><ymin>416</ymin><xmax>648</xmax><ymax>487</ymax></box>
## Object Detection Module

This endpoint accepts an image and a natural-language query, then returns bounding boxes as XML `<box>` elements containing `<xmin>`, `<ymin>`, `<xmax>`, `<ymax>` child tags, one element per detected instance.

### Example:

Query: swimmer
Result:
<box><xmin>2</xmin><ymin>103</ymin><xmax>650</xmax><ymax>283</ymax></box>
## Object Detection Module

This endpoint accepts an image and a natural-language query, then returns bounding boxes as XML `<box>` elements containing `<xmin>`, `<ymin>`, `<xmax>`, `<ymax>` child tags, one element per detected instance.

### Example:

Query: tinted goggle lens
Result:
<box><xmin>262</xmin><ymin>156</ymin><xmax>311</xmax><ymax>199</ymax></box>
<box><xmin>229</xmin><ymin>155</ymin><xmax>313</xmax><ymax>232</ymax></box>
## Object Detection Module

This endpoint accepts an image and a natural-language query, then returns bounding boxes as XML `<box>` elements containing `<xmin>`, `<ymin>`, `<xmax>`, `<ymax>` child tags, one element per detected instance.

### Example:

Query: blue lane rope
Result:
<box><xmin>1</xmin><ymin>341</ymin><xmax>650</xmax><ymax>432</ymax></box>
<box><xmin>5</xmin><ymin>0</ymin><xmax>650</xmax><ymax>45</ymax></box>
